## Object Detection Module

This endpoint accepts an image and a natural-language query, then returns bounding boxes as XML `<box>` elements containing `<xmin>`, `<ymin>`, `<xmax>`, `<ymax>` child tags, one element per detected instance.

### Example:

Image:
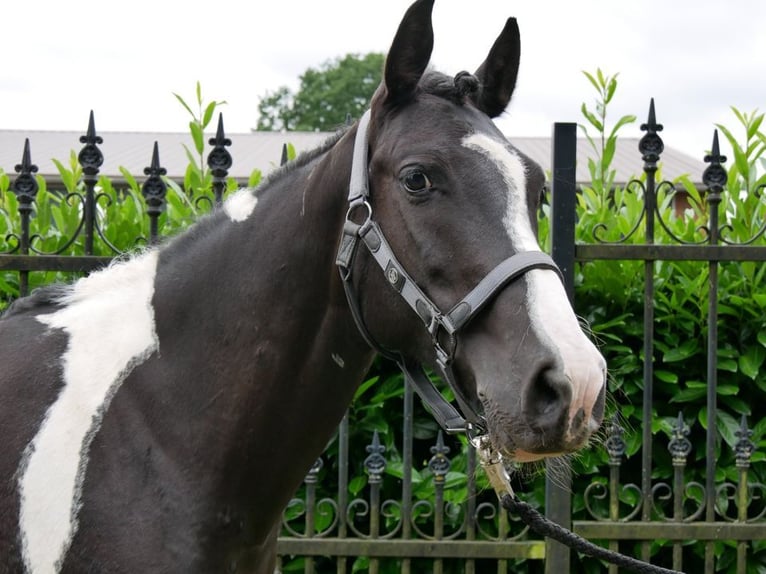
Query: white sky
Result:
<box><xmin>2</xmin><ymin>0</ymin><xmax>765</xmax><ymax>161</ymax></box>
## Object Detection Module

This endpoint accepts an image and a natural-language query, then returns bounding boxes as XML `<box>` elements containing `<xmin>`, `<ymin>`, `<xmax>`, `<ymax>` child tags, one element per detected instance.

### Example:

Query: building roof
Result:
<box><xmin>0</xmin><ymin>129</ymin><xmax>707</xmax><ymax>187</ymax></box>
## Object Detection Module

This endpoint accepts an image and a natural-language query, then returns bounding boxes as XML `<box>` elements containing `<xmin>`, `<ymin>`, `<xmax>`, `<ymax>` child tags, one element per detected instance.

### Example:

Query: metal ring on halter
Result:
<box><xmin>466</xmin><ymin>422</ymin><xmax>489</xmax><ymax>447</ymax></box>
<box><xmin>345</xmin><ymin>199</ymin><xmax>372</xmax><ymax>226</ymax></box>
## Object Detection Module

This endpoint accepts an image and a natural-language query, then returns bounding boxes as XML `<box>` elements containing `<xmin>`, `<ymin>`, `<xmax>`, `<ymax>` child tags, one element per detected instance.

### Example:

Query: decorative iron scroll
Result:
<box><xmin>281</xmin><ymin>429</ymin><xmax>535</xmax><ymax>544</ymax></box>
<box><xmin>589</xmin><ymin>99</ymin><xmax>766</xmax><ymax>248</ymax></box>
<box><xmin>583</xmin><ymin>412</ymin><xmax>764</xmax><ymax>525</ymax></box>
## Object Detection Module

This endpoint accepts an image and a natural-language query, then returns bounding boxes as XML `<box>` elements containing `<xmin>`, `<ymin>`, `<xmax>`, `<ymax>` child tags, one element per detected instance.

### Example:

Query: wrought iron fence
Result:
<box><xmin>276</xmin><ymin>391</ymin><xmax>546</xmax><ymax>574</ymax></box>
<box><xmin>0</xmin><ymin>111</ymin><xmax>234</xmax><ymax>298</ymax></box>
<box><xmin>546</xmin><ymin>102</ymin><xmax>766</xmax><ymax>573</ymax></box>
<box><xmin>2</xmin><ymin>102</ymin><xmax>766</xmax><ymax>573</ymax></box>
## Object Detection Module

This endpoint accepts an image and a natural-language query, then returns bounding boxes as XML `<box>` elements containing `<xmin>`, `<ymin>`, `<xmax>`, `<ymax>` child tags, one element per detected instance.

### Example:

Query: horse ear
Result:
<box><xmin>472</xmin><ymin>18</ymin><xmax>521</xmax><ymax>118</ymax></box>
<box><xmin>377</xmin><ymin>0</ymin><xmax>435</xmax><ymax>106</ymax></box>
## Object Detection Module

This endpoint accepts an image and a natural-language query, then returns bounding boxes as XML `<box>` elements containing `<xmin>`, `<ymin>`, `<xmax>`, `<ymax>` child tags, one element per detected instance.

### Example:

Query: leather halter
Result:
<box><xmin>336</xmin><ymin>110</ymin><xmax>563</xmax><ymax>435</ymax></box>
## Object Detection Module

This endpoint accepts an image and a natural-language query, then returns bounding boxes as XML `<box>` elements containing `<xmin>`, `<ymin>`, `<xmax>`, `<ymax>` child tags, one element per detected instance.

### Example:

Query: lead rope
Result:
<box><xmin>472</xmin><ymin>435</ymin><xmax>685</xmax><ymax>574</ymax></box>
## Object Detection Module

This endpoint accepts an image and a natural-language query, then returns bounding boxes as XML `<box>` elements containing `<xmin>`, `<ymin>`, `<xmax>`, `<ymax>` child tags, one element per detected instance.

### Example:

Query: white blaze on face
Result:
<box><xmin>462</xmin><ymin>134</ymin><xmax>605</xmax><ymax>428</ymax></box>
<box><xmin>223</xmin><ymin>189</ymin><xmax>258</xmax><ymax>222</ymax></box>
<box><xmin>19</xmin><ymin>251</ymin><xmax>160</xmax><ymax>574</ymax></box>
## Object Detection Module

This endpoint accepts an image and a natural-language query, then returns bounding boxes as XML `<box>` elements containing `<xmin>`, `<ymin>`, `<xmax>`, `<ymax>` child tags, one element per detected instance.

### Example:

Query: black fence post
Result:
<box><xmin>78</xmin><ymin>111</ymin><xmax>104</xmax><ymax>255</ymax></box>
<box><xmin>11</xmin><ymin>139</ymin><xmax>39</xmax><ymax>297</ymax></box>
<box><xmin>545</xmin><ymin>122</ymin><xmax>577</xmax><ymax>573</ymax></box>
<box><xmin>208</xmin><ymin>113</ymin><xmax>232</xmax><ymax>206</ymax></box>
<box><xmin>142</xmin><ymin>142</ymin><xmax>167</xmax><ymax>244</ymax></box>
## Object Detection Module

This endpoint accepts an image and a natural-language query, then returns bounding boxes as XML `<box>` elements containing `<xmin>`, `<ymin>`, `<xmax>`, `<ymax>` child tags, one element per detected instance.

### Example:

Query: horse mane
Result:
<box><xmin>259</xmin><ymin>128</ymin><xmax>349</xmax><ymax>191</ymax></box>
<box><xmin>2</xmin><ymin>283</ymin><xmax>73</xmax><ymax>317</ymax></box>
<box><xmin>417</xmin><ymin>69</ymin><xmax>481</xmax><ymax>105</ymax></box>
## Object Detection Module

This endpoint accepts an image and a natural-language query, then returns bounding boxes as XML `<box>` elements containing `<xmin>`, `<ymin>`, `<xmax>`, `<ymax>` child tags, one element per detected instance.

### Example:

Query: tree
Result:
<box><xmin>255</xmin><ymin>53</ymin><xmax>384</xmax><ymax>132</ymax></box>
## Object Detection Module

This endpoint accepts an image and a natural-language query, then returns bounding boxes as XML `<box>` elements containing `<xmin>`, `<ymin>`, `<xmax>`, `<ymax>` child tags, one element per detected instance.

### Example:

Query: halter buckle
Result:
<box><xmin>428</xmin><ymin>313</ymin><xmax>456</xmax><ymax>369</ymax></box>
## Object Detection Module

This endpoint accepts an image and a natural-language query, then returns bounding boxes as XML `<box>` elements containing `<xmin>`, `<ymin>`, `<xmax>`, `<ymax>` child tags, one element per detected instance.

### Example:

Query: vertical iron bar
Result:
<box><xmin>303</xmin><ymin>458</ymin><xmax>322</xmax><ymax>574</ymax></box>
<box><xmin>11</xmin><ymin>139</ymin><xmax>38</xmax><ymax>297</ymax></box>
<box><xmin>402</xmin><ymin>378</ymin><xmax>414</xmax><ymax>574</ymax></box>
<box><xmin>702</xmin><ymin>131</ymin><xmax>726</xmax><ymax>572</ymax></box>
<box><xmin>735</xmin><ymin>415</ymin><xmax>754</xmax><ymax>574</ymax></box>
<box><xmin>736</xmin><ymin>466</ymin><xmax>748</xmax><ymax>574</ymax></box>
<box><xmin>465</xmin><ymin>444</ymin><xmax>477</xmax><ymax>574</ymax></box>
<box><xmin>429</xmin><ymin>431</ymin><xmax>450</xmax><ymax>574</ymax></box>
<box><xmin>365</xmin><ymin>431</ymin><xmax>386</xmax><ymax>574</ymax></box>
<box><xmin>606</xmin><ymin>418</ymin><xmax>626</xmax><ymax>574</ymax></box>
<box><xmin>337</xmin><ymin>414</ymin><xmax>349</xmax><ymax>574</ymax></box>
<box><xmin>705</xmin><ymin>256</ymin><xmax>719</xmax><ymax>574</ymax></box>
<box><xmin>638</xmin><ymin>100</ymin><xmax>663</xmax><ymax>563</ymax></box>
<box><xmin>546</xmin><ymin>122</ymin><xmax>577</xmax><ymax>574</ymax></box>
<box><xmin>78</xmin><ymin>111</ymin><xmax>103</xmax><ymax>255</ymax></box>
<box><xmin>497</xmin><ymin>496</ymin><xmax>509</xmax><ymax>574</ymax></box>
<box><xmin>669</xmin><ymin>411</ymin><xmax>691</xmax><ymax>571</ymax></box>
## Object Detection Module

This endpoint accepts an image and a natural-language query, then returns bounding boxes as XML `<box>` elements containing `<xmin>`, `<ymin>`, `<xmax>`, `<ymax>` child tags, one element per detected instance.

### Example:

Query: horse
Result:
<box><xmin>0</xmin><ymin>0</ymin><xmax>607</xmax><ymax>572</ymax></box>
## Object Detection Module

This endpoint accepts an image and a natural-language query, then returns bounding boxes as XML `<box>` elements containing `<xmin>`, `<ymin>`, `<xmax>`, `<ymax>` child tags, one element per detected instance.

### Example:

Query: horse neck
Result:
<box><xmin>148</xmin><ymin>127</ymin><xmax>376</xmax><ymax>505</ymax></box>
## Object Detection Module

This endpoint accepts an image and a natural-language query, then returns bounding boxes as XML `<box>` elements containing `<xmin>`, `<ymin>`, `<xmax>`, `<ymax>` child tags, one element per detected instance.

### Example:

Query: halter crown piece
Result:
<box><xmin>336</xmin><ymin>110</ymin><xmax>563</xmax><ymax>435</ymax></box>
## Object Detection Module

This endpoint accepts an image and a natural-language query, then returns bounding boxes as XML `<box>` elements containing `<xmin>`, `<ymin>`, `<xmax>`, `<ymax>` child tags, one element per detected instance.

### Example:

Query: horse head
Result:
<box><xmin>347</xmin><ymin>0</ymin><xmax>607</xmax><ymax>462</ymax></box>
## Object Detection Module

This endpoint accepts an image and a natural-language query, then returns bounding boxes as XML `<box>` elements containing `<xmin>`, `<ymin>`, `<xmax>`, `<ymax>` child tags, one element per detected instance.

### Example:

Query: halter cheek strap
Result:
<box><xmin>336</xmin><ymin>110</ymin><xmax>563</xmax><ymax>435</ymax></box>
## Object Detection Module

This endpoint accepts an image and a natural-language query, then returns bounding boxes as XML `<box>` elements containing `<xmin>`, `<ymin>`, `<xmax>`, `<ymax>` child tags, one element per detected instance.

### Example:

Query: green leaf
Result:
<box><xmin>172</xmin><ymin>92</ymin><xmax>195</xmax><ymax>118</ymax></box>
<box><xmin>605</xmin><ymin>76</ymin><xmax>617</xmax><ymax>104</ymax></box>
<box><xmin>747</xmin><ymin>112</ymin><xmax>764</xmax><ymax>140</ymax></box>
<box><xmin>608</xmin><ymin>114</ymin><xmax>638</xmax><ymax>140</ymax></box>
<box><xmin>717</xmin><ymin>358</ymin><xmax>738</xmax><ymax>373</ymax></box>
<box><xmin>248</xmin><ymin>169</ymin><xmax>262</xmax><ymax>189</ymax></box>
<box><xmin>353</xmin><ymin>376</ymin><xmax>380</xmax><ymax>401</ymax></box>
<box><xmin>582</xmin><ymin>70</ymin><xmax>601</xmax><ymax>92</ymax></box>
<box><xmin>669</xmin><ymin>387</ymin><xmax>707</xmax><ymax>403</ymax></box>
<box><xmin>603</xmin><ymin>137</ymin><xmax>616</xmax><ymax>169</ymax></box>
<box><xmin>202</xmin><ymin>102</ymin><xmax>217</xmax><ymax>129</ymax></box>
<box><xmin>348</xmin><ymin>475</ymin><xmax>366</xmax><ymax>496</ymax></box>
<box><xmin>655</xmin><ymin>370</ymin><xmax>678</xmax><ymax>383</ymax></box>
<box><xmin>189</xmin><ymin>122</ymin><xmax>204</xmax><ymax>156</ymax></box>
<box><xmin>662</xmin><ymin>339</ymin><xmax>699</xmax><ymax>362</ymax></box>
<box><xmin>581</xmin><ymin>104</ymin><xmax>603</xmax><ymax>132</ymax></box>
<box><xmin>739</xmin><ymin>345</ymin><xmax>766</xmax><ymax>379</ymax></box>
<box><xmin>118</xmin><ymin>166</ymin><xmax>139</xmax><ymax>192</ymax></box>
<box><xmin>717</xmin><ymin>410</ymin><xmax>742</xmax><ymax>448</ymax></box>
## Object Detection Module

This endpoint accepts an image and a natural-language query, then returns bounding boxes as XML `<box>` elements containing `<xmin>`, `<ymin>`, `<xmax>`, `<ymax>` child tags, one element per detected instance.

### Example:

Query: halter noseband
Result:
<box><xmin>336</xmin><ymin>110</ymin><xmax>563</xmax><ymax>435</ymax></box>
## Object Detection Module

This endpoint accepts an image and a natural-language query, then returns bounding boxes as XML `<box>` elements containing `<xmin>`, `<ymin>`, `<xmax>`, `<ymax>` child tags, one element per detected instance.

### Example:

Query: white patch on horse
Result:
<box><xmin>18</xmin><ymin>251</ymin><xmax>160</xmax><ymax>574</ymax></box>
<box><xmin>223</xmin><ymin>189</ymin><xmax>258</xmax><ymax>222</ymax></box>
<box><xmin>462</xmin><ymin>134</ymin><xmax>605</xmax><ymax>427</ymax></box>
<box><xmin>461</xmin><ymin>133</ymin><xmax>537</xmax><ymax>252</ymax></box>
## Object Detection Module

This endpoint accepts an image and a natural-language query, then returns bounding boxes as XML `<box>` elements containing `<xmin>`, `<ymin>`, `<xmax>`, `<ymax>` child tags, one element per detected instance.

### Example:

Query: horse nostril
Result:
<box><xmin>524</xmin><ymin>367</ymin><xmax>571</xmax><ymax>431</ymax></box>
<box><xmin>592</xmin><ymin>380</ymin><xmax>606</xmax><ymax>423</ymax></box>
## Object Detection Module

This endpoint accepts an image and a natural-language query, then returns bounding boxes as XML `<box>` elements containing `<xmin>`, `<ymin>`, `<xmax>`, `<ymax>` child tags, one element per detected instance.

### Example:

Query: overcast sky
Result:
<box><xmin>2</xmin><ymin>0</ymin><xmax>764</xmax><ymax>161</ymax></box>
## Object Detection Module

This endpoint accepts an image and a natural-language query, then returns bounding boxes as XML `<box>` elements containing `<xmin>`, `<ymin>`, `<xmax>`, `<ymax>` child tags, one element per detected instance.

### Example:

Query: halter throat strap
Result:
<box><xmin>336</xmin><ymin>110</ymin><xmax>563</xmax><ymax>434</ymax></box>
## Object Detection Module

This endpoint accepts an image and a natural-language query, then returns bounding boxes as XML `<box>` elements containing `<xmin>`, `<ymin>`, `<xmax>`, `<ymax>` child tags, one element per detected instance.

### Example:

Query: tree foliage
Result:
<box><xmin>255</xmin><ymin>53</ymin><xmax>384</xmax><ymax>132</ymax></box>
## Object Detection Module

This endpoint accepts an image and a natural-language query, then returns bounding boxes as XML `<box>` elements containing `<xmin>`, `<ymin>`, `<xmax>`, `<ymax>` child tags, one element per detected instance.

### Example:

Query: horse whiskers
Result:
<box><xmin>576</xmin><ymin>314</ymin><xmax>605</xmax><ymax>348</ymax></box>
<box><xmin>542</xmin><ymin>456</ymin><xmax>575</xmax><ymax>492</ymax></box>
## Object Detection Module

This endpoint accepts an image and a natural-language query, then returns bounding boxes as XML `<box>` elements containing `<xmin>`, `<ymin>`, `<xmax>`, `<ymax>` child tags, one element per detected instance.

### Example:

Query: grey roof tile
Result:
<box><xmin>0</xmin><ymin>130</ymin><xmax>706</xmax><ymax>187</ymax></box>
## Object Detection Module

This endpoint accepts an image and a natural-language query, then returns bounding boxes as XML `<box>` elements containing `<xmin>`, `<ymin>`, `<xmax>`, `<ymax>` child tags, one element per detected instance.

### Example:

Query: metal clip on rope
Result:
<box><xmin>473</xmin><ymin>436</ymin><xmax>685</xmax><ymax>574</ymax></box>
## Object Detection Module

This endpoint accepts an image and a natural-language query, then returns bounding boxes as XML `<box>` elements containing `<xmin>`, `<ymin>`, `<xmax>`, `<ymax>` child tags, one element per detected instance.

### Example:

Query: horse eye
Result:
<box><xmin>402</xmin><ymin>170</ymin><xmax>431</xmax><ymax>194</ymax></box>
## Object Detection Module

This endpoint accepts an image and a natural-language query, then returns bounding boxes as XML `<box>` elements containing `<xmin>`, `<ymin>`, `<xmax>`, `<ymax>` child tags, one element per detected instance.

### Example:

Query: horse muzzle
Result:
<box><xmin>478</xmin><ymin>356</ymin><xmax>607</xmax><ymax>461</ymax></box>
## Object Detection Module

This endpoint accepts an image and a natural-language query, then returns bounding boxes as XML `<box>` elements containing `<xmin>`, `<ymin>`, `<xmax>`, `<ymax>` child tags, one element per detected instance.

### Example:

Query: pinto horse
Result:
<box><xmin>0</xmin><ymin>1</ymin><xmax>606</xmax><ymax>572</ymax></box>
